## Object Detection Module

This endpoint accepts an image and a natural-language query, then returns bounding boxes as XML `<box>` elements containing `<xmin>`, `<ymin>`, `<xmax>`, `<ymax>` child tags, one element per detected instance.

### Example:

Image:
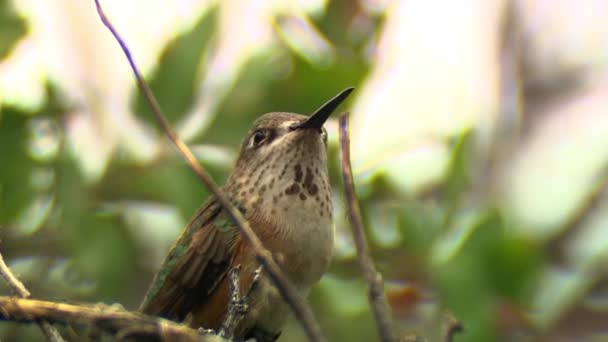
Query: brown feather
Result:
<box><xmin>188</xmin><ymin>238</ymin><xmax>256</xmax><ymax>332</ymax></box>
<box><xmin>139</xmin><ymin>196</ymin><xmax>239</xmax><ymax>322</ymax></box>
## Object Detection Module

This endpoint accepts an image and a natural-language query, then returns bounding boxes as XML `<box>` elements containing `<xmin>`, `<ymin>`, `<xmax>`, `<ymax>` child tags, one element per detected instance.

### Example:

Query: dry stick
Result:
<box><xmin>444</xmin><ymin>315</ymin><xmax>464</xmax><ymax>342</ymax></box>
<box><xmin>217</xmin><ymin>266</ymin><xmax>247</xmax><ymax>339</ymax></box>
<box><xmin>218</xmin><ymin>266</ymin><xmax>262</xmax><ymax>339</ymax></box>
<box><xmin>338</xmin><ymin>114</ymin><xmax>396</xmax><ymax>342</ymax></box>
<box><xmin>0</xmin><ymin>296</ymin><xmax>223</xmax><ymax>342</ymax></box>
<box><xmin>92</xmin><ymin>1</ymin><xmax>325</xmax><ymax>341</ymax></box>
<box><xmin>0</xmin><ymin>251</ymin><xmax>65</xmax><ymax>342</ymax></box>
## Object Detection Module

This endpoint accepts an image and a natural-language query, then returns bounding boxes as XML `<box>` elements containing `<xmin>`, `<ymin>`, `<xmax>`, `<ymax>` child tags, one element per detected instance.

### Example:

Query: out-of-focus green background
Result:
<box><xmin>2</xmin><ymin>0</ymin><xmax>608</xmax><ymax>341</ymax></box>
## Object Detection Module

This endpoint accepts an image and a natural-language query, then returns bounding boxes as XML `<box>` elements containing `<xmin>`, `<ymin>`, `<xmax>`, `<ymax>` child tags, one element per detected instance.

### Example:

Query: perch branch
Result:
<box><xmin>0</xmin><ymin>250</ymin><xmax>65</xmax><ymax>342</ymax></box>
<box><xmin>0</xmin><ymin>296</ymin><xmax>225</xmax><ymax>342</ymax></box>
<box><xmin>444</xmin><ymin>313</ymin><xmax>464</xmax><ymax>342</ymax></box>
<box><xmin>219</xmin><ymin>266</ymin><xmax>247</xmax><ymax>338</ymax></box>
<box><xmin>217</xmin><ymin>265</ymin><xmax>262</xmax><ymax>339</ymax></box>
<box><xmin>0</xmin><ymin>252</ymin><xmax>30</xmax><ymax>298</ymax></box>
<box><xmin>93</xmin><ymin>1</ymin><xmax>325</xmax><ymax>341</ymax></box>
<box><xmin>338</xmin><ymin>114</ymin><xmax>396</xmax><ymax>342</ymax></box>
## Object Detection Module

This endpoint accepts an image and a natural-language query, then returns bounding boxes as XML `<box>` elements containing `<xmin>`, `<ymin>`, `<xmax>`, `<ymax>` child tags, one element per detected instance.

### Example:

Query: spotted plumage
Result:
<box><xmin>139</xmin><ymin>88</ymin><xmax>353</xmax><ymax>341</ymax></box>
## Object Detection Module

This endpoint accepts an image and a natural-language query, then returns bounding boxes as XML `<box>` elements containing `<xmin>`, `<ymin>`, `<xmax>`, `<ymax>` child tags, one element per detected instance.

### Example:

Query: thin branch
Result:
<box><xmin>217</xmin><ymin>266</ymin><xmax>246</xmax><ymax>339</ymax></box>
<box><xmin>0</xmin><ymin>250</ymin><xmax>65</xmax><ymax>342</ymax></box>
<box><xmin>0</xmin><ymin>252</ymin><xmax>31</xmax><ymax>298</ymax></box>
<box><xmin>338</xmin><ymin>114</ymin><xmax>396</xmax><ymax>342</ymax></box>
<box><xmin>0</xmin><ymin>296</ymin><xmax>225</xmax><ymax>342</ymax></box>
<box><xmin>93</xmin><ymin>2</ymin><xmax>325</xmax><ymax>341</ymax></box>
<box><xmin>443</xmin><ymin>313</ymin><xmax>464</xmax><ymax>342</ymax></box>
<box><xmin>217</xmin><ymin>265</ymin><xmax>262</xmax><ymax>339</ymax></box>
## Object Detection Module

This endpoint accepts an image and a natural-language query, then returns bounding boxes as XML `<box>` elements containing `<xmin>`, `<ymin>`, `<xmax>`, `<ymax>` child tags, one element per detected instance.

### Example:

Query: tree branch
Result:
<box><xmin>338</xmin><ymin>114</ymin><xmax>396</xmax><ymax>342</ymax></box>
<box><xmin>217</xmin><ymin>265</ymin><xmax>262</xmax><ymax>339</ymax></box>
<box><xmin>0</xmin><ymin>250</ymin><xmax>65</xmax><ymax>342</ymax></box>
<box><xmin>443</xmin><ymin>313</ymin><xmax>464</xmax><ymax>342</ymax></box>
<box><xmin>0</xmin><ymin>296</ymin><xmax>227</xmax><ymax>342</ymax></box>
<box><xmin>93</xmin><ymin>1</ymin><xmax>325</xmax><ymax>341</ymax></box>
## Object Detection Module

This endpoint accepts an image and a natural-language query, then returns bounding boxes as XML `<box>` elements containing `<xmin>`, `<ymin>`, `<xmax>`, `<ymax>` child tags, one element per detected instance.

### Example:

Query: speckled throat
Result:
<box><xmin>223</xmin><ymin>87</ymin><xmax>354</xmax><ymax>227</ymax></box>
<box><xmin>224</xmin><ymin>111</ymin><xmax>336</xmax><ymax>285</ymax></box>
<box><xmin>227</xmin><ymin>119</ymin><xmax>331</xmax><ymax>219</ymax></box>
<box><xmin>138</xmin><ymin>88</ymin><xmax>352</xmax><ymax>340</ymax></box>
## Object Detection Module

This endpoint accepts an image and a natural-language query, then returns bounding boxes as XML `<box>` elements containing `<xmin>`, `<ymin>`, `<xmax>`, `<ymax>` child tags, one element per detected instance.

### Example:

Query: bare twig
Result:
<box><xmin>0</xmin><ymin>252</ymin><xmax>31</xmax><ymax>298</ymax></box>
<box><xmin>338</xmin><ymin>114</ymin><xmax>396</xmax><ymax>342</ymax></box>
<box><xmin>217</xmin><ymin>265</ymin><xmax>262</xmax><ymax>339</ymax></box>
<box><xmin>221</xmin><ymin>266</ymin><xmax>246</xmax><ymax>338</ymax></box>
<box><xmin>0</xmin><ymin>251</ymin><xmax>65</xmax><ymax>342</ymax></box>
<box><xmin>0</xmin><ymin>296</ymin><xmax>227</xmax><ymax>342</ymax></box>
<box><xmin>217</xmin><ymin>265</ymin><xmax>247</xmax><ymax>339</ymax></box>
<box><xmin>443</xmin><ymin>313</ymin><xmax>464</xmax><ymax>342</ymax></box>
<box><xmin>93</xmin><ymin>1</ymin><xmax>325</xmax><ymax>341</ymax></box>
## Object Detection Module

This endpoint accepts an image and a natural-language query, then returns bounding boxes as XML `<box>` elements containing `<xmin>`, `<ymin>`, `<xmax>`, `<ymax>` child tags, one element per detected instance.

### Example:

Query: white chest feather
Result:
<box><xmin>279</xmin><ymin>202</ymin><xmax>334</xmax><ymax>287</ymax></box>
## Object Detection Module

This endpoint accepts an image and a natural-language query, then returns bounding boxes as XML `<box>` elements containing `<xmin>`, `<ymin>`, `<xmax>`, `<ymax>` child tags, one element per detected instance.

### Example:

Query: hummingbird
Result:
<box><xmin>139</xmin><ymin>88</ymin><xmax>354</xmax><ymax>341</ymax></box>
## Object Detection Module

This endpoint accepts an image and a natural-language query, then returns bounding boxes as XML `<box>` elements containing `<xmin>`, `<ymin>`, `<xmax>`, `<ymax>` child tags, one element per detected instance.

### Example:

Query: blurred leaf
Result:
<box><xmin>313</xmin><ymin>275</ymin><xmax>377</xmax><ymax>342</ymax></box>
<box><xmin>435</xmin><ymin>209</ymin><xmax>541</xmax><ymax>341</ymax></box>
<box><xmin>56</xmin><ymin>156</ymin><xmax>136</xmax><ymax>301</ymax></box>
<box><xmin>0</xmin><ymin>108</ymin><xmax>35</xmax><ymax>224</ymax></box>
<box><xmin>208</xmin><ymin>47</ymin><xmax>368</xmax><ymax>141</ymax></box>
<box><xmin>98</xmin><ymin>155</ymin><xmax>219</xmax><ymax>218</ymax></box>
<box><xmin>442</xmin><ymin>130</ymin><xmax>476</xmax><ymax>227</ymax></box>
<box><xmin>134</xmin><ymin>8</ymin><xmax>217</xmax><ymax>126</ymax></box>
<box><xmin>437</xmin><ymin>252</ymin><xmax>495</xmax><ymax>342</ymax></box>
<box><xmin>0</xmin><ymin>0</ymin><xmax>26</xmax><ymax>59</ymax></box>
<box><xmin>314</xmin><ymin>0</ymin><xmax>358</xmax><ymax>46</ymax></box>
<box><xmin>72</xmin><ymin>213</ymin><xmax>134</xmax><ymax>300</ymax></box>
<box><xmin>1</xmin><ymin>84</ymin><xmax>65</xmax><ymax>225</ymax></box>
<box><xmin>464</xmin><ymin>210</ymin><xmax>540</xmax><ymax>301</ymax></box>
<box><xmin>0</xmin><ymin>323</ymin><xmax>42</xmax><ymax>342</ymax></box>
<box><xmin>486</xmin><ymin>235</ymin><xmax>540</xmax><ymax>301</ymax></box>
<box><xmin>398</xmin><ymin>201</ymin><xmax>443</xmax><ymax>257</ymax></box>
<box><xmin>435</xmin><ymin>211</ymin><xmax>498</xmax><ymax>342</ymax></box>
<box><xmin>266</xmin><ymin>51</ymin><xmax>366</xmax><ymax>113</ymax></box>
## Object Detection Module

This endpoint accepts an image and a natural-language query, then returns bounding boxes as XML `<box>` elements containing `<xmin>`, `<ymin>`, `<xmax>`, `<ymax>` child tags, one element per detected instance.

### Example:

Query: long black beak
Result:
<box><xmin>293</xmin><ymin>87</ymin><xmax>354</xmax><ymax>130</ymax></box>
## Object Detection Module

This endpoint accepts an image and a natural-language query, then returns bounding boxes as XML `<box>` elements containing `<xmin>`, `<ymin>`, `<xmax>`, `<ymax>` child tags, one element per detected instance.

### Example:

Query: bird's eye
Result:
<box><xmin>251</xmin><ymin>129</ymin><xmax>267</xmax><ymax>148</ymax></box>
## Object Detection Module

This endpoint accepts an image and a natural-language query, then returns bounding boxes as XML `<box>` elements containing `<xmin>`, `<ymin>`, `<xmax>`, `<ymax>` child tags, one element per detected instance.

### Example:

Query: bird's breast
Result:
<box><xmin>253</xmin><ymin>184</ymin><xmax>334</xmax><ymax>289</ymax></box>
<box><xmin>231</xmin><ymin>156</ymin><xmax>335</xmax><ymax>288</ymax></box>
<box><xmin>280</xmin><ymin>211</ymin><xmax>334</xmax><ymax>288</ymax></box>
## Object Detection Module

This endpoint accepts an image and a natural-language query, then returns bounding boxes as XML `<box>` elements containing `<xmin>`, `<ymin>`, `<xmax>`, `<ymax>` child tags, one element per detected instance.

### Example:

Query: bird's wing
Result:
<box><xmin>139</xmin><ymin>196</ymin><xmax>240</xmax><ymax>321</ymax></box>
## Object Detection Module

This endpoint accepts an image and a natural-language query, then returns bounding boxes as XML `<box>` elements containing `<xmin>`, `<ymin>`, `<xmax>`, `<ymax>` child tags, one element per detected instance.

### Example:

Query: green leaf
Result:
<box><xmin>0</xmin><ymin>108</ymin><xmax>35</xmax><ymax>223</ymax></box>
<box><xmin>55</xmin><ymin>155</ymin><xmax>136</xmax><ymax>301</ymax></box>
<box><xmin>0</xmin><ymin>0</ymin><xmax>27</xmax><ymax>59</ymax></box>
<box><xmin>134</xmin><ymin>8</ymin><xmax>217</xmax><ymax>126</ymax></box>
<box><xmin>97</xmin><ymin>156</ymin><xmax>217</xmax><ymax>219</ymax></box>
<box><xmin>442</xmin><ymin>130</ymin><xmax>476</xmax><ymax>228</ymax></box>
<box><xmin>398</xmin><ymin>201</ymin><xmax>442</xmax><ymax>257</ymax></box>
<box><xmin>435</xmin><ymin>209</ymin><xmax>541</xmax><ymax>341</ymax></box>
<box><xmin>485</xmin><ymin>232</ymin><xmax>541</xmax><ymax>301</ymax></box>
<box><xmin>435</xmin><ymin>210</ymin><xmax>500</xmax><ymax>342</ymax></box>
<box><xmin>463</xmin><ymin>210</ymin><xmax>541</xmax><ymax>300</ymax></box>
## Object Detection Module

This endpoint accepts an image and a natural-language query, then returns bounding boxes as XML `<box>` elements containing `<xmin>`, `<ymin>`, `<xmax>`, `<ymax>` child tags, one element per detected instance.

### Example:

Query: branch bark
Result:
<box><xmin>338</xmin><ymin>114</ymin><xmax>397</xmax><ymax>342</ymax></box>
<box><xmin>93</xmin><ymin>1</ymin><xmax>325</xmax><ymax>341</ymax></box>
<box><xmin>218</xmin><ymin>265</ymin><xmax>262</xmax><ymax>339</ymax></box>
<box><xmin>0</xmin><ymin>296</ymin><xmax>226</xmax><ymax>342</ymax></box>
<box><xmin>0</xmin><ymin>250</ymin><xmax>64</xmax><ymax>342</ymax></box>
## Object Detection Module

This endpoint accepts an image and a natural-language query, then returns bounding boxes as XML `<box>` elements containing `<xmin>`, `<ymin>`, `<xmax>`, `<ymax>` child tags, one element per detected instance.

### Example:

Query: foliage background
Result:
<box><xmin>2</xmin><ymin>0</ymin><xmax>608</xmax><ymax>341</ymax></box>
